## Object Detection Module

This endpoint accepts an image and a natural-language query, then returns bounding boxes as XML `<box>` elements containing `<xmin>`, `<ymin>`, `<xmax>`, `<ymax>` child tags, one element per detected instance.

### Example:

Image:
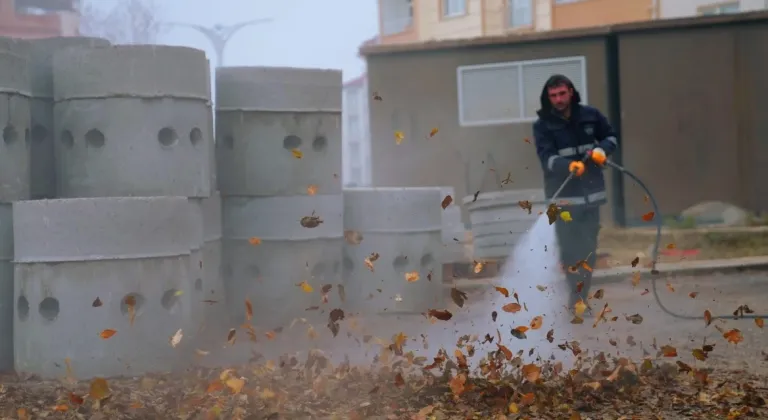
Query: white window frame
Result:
<box><xmin>456</xmin><ymin>56</ymin><xmax>588</xmax><ymax>127</ymax></box>
<box><xmin>508</xmin><ymin>0</ymin><xmax>533</xmax><ymax>28</ymax></box>
<box><xmin>442</xmin><ymin>0</ymin><xmax>467</xmax><ymax>17</ymax></box>
<box><xmin>699</xmin><ymin>1</ymin><xmax>740</xmax><ymax>16</ymax></box>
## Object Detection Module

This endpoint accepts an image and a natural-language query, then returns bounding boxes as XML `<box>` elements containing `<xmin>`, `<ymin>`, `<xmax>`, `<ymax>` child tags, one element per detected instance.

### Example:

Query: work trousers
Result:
<box><xmin>555</xmin><ymin>205</ymin><xmax>601</xmax><ymax>307</ymax></box>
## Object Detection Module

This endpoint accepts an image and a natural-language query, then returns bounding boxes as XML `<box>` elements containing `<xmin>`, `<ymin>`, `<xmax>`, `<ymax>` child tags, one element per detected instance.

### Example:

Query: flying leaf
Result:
<box><xmin>593</xmin><ymin>289</ymin><xmax>604</xmax><ymax>299</ymax></box>
<box><xmin>291</xmin><ymin>148</ymin><xmax>303</xmax><ymax>159</ymax></box>
<box><xmin>89</xmin><ymin>378</ymin><xmax>110</xmax><ymax>400</ymax></box>
<box><xmin>514</xmin><ymin>326</ymin><xmax>529</xmax><ymax>334</ymax></box>
<box><xmin>344</xmin><ymin>230</ymin><xmax>363</xmax><ymax>245</ymax></box>
<box><xmin>666</xmin><ymin>243</ymin><xmax>676</xmax><ymax>249</ymax></box>
<box><xmin>245</xmin><ymin>299</ymin><xmax>253</xmax><ymax>321</ymax></box>
<box><xmin>92</xmin><ymin>297</ymin><xmax>103</xmax><ymax>307</ymax></box>
<box><xmin>99</xmin><ymin>329</ymin><xmax>117</xmax><ymax>339</ymax></box>
<box><xmin>169</xmin><ymin>329</ymin><xmax>183</xmax><ymax>348</ymax></box>
<box><xmin>723</xmin><ymin>329</ymin><xmax>744</xmax><ymax>344</ymax></box>
<box><xmin>625</xmin><ymin>313</ymin><xmax>644</xmax><ymax>324</ymax></box>
<box><xmin>546</xmin><ymin>329</ymin><xmax>554</xmax><ymax>343</ymax></box>
<box><xmin>364</xmin><ymin>252</ymin><xmax>379</xmax><ymax>272</ymax></box>
<box><xmin>227</xmin><ymin>328</ymin><xmax>236</xmax><ymax>345</ymax></box>
<box><xmin>704</xmin><ymin>310</ymin><xmax>712</xmax><ymax>327</ymax></box>
<box><xmin>631</xmin><ymin>271</ymin><xmax>641</xmax><ymax>287</ymax></box>
<box><xmin>494</xmin><ymin>286</ymin><xmax>509</xmax><ymax>297</ymax></box>
<box><xmin>226</xmin><ymin>377</ymin><xmax>245</xmax><ymax>394</ymax></box>
<box><xmin>546</xmin><ymin>204</ymin><xmax>560</xmax><ymax>225</ymax></box>
<box><xmin>560</xmin><ymin>211</ymin><xmax>573</xmax><ymax>222</ymax></box>
<box><xmin>428</xmin><ymin>309</ymin><xmax>453</xmax><ymax>321</ymax></box>
<box><xmin>298</xmin><ymin>281</ymin><xmax>314</xmax><ymax>293</ymax></box>
<box><xmin>689</xmin><ymin>292</ymin><xmax>699</xmax><ymax>298</ymax></box>
<box><xmin>661</xmin><ymin>345</ymin><xmax>677</xmax><ymax>357</ymax></box>
<box><xmin>692</xmin><ymin>348</ymin><xmax>708</xmax><ymax>361</ymax></box>
<box><xmin>404</xmin><ymin>271</ymin><xmax>420</xmax><ymax>282</ymax></box>
<box><xmin>521</xmin><ymin>363</ymin><xmax>541</xmax><ymax>382</ymax></box>
<box><xmin>631</xmin><ymin>256</ymin><xmax>639</xmax><ymax>267</ymax></box>
<box><xmin>450</xmin><ymin>288</ymin><xmax>468</xmax><ymax>307</ymax></box>
<box><xmin>518</xmin><ymin>200</ymin><xmax>532</xmax><ymax>214</ymax></box>
<box><xmin>428</xmin><ymin>127</ymin><xmax>439</xmax><ymax>138</ymax></box>
<box><xmin>756</xmin><ymin>317</ymin><xmax>765</xmax><ymax>329</ymax></box>
<box><xmin>248</xmin><ymin>237</ymin><xmax>262</xmax><ymax>246</ymax></box>
<box><xmin>394</xmin><ymin>131</ymin><xmax>405</xmax><ymax>144</ymax></box>
<box><xmin>473</xmin><ymin>261</ymin><xmax>484</xmax><ymax>274</ymax></box>
<box><xmin>372</xmin><ymin>91</ymin><xmax>382</xmax><ymax>101</ymax></box>
<box><xmin>441</xmin><ymin>195</ymin><xmax>453</xmax><ymax>209</ymax></box>
<box><xmin>306</xmin><ymin>184</ymin><xmax>318</xmax><ymax>195</ymax></box>
<box><xmin>502</xmin><ymin>303</ymin><xmax>522</xmax><ymax>313</ymax></box>
<box><xmin>573</xmin><ymin>299</ymin><xmax>587</xmax><ymax>317</ymax></box>
<box><xmin>642</xmin><ymin>211</ymin><xmax>655</xmax><ymax>222</ymax></box>
<box><xmin>530</xmin><ymin>315</ymin><xmax>543</xmax><ymax>330</ymax></box>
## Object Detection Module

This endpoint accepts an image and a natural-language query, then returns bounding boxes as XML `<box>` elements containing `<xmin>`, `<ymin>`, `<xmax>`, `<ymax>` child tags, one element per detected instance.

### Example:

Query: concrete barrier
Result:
<box><xmin>0</xmin><ymin>37</ymin><xmax>31</xmax><ymax>202</ymax></box>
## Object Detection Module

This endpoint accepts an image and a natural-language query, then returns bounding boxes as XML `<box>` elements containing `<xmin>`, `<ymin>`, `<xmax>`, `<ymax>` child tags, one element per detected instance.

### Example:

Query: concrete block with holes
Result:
<box><xmin>51</xmin><ymin>45</ymin><xmax>212</xmax><ymax>198</ymax></box>
<box><xmin>221</xmin><ymin>195</ymin><xmax>343</xmax><ymax>328</ymax></box>
<box><xmin>12</xmin><ymin>197</ymin><xmax>204</xmax><ymax>379</ymax></box>
<box><xmin>215</xmin><ymin>67</ymin><xmax>343</xmax><ymax>196</ymax></box>
<box><xmin>28</xmin><ymin>37</ymin><xmax>111</xmax><ymax>200</ymax></box>
<box><xmin>342</xmin><ymin>187</ymin><xmax>444</xmax><ymax>314</ymax></box>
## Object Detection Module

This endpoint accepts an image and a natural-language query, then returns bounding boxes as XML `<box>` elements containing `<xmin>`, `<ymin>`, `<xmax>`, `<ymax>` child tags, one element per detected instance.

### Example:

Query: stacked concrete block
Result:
<box><xmin>52</xmin><ymin>45</ymin><xmax>212</xmax><ymax>198</ymax></box>
<box><xmin>188</xmin><ymin>192</ymin><xmax>225</xmax><ymax>330</ymax></box>
<box><xmin>216</xmin><ymin>67</ymin><xmax>343</xmax><ymax>328</ymax></box>
<box><xmin>463</xmin><ymin>189</ymin><xmax>546</xmax><ymax>260</ymax></box>
<box><xmin>10</xmin><ymin>45</ymin><xmax>219</xmax><ymax>379</ymax></box>
<box><xmin>13</xmin><ymin>197</ymin><xmax>201</xmax><ymax>379</ymax></box>
<box><xmin>0</xmin><ymin>37</ymin><xmax>31</xmax><ymax>372</ymax></box>
<box><xmin>28</xmin><ymin>37</ymin><xmax>111</xmax><ymax>200</ymax></box>
<box><xmin>342</xmin><ymin>187</ymin><xmax>444</xmax><ymax>314</ymax></box>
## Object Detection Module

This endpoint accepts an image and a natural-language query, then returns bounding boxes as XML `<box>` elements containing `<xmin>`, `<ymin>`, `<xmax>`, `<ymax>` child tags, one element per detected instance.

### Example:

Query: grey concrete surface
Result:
<box><xmin>439</xmin><ymin>186</ymin><xmax>466</xmax><ymax>263</ymax></box>
<box><xmin>342</xmin><ymin>187</ymin><xmax>444</xmax><ymax>314</ymax></box>
<box><xmin>52</xmin><ymin>45</ymin><xmax>212</xmax><ymax>198</ymax></box>
<box><xmin>463</xmin><ymin>189</ymin><xmax>546</xmax><ymax>260</ymax></box>
<box><xmin>28</xmin><ymin>37</ymin><xmax>111</xmax><ymax>200</ymax></box>
<box><xmin>0</xmin><ymin>204</ymin><xmax>12</xmax><ymax>372</ymax></box>
<box><xmin>0</xmin><ymin>39</ymin><xmax>31</xmax><ymax>202</ymax></box>
<box><xmin>215</xmin><ymin>67</ymin><xmax>342</xmax><ymax>197</ymax></box>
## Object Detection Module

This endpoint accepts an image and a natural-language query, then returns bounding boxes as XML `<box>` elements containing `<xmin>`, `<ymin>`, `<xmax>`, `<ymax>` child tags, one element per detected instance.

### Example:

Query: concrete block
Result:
<box><xmin>28</xmin><ymin>37</ymin><xmax>111</xmax><ymax>199</ymax></box>
<box><xmin>439</xmin><ymin>186</ymin><xmax>466</xmax><ymax>263</ymax></box>
<box><xmin>0</xmin><ymin>37</ymin><xmax>31</xmax><ymax>202</ymax></box>
<box><xmin>215</xmin><ymin>67</ymin><xmax>342</xmax><ymax>196</ymax></box>
<box><xmin>12</xmin><ymin>196</ymin><xmax>204</xmax><ymax>379</ymax></box>
<box><xmin>52</xmin><ymin>45</ymin><xmax>212</xmax><ymax>198</ymax></box>
<box><xmin>188</xmin><ymin>194</ymin><xmax>225</xmax><ymax>336</ymax></box>
<box><xmin>0</xmin><ymin>203</ymin><xmax>12</xmax><ymax>372</ymax></box>
<box><xmin>221</xmin><ymin>195</ymin><xmax>343</xmax><ymax>328</ymax></box>
<box><xmin>342</xmin><ymin>188</ymin><xmax>444</xmax><ymax>314</ymax></box>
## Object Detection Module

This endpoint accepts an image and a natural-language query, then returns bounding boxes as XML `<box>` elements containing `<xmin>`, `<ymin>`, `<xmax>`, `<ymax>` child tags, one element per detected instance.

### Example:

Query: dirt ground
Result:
<box><xmin>2</xmin><ymin>271</ymin><xmax>768</xmax><ymax>419</ymax></box>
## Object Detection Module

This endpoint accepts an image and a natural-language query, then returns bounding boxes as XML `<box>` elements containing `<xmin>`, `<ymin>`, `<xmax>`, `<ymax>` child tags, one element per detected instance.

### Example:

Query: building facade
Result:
<box><xmin>377</xmin><ymin>0</ymin><xmax>767</xmax><ymax>44</ymax></box>
<box><xmin>0</xmin><ymin>0</ymin><xmax>80</xmax><ymax>39</ymax></box>
<box><xmin>342</xmin><ymin>74</ymin><xmax>373</xmax><ymax>187</ymax></box>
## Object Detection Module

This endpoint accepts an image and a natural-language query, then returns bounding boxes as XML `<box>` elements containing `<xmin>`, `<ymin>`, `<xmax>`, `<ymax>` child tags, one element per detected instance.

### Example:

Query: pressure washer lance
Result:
<box><xmin>549</xmin><ymin>149</ymin><xmax>766</xmax><ymax>321</ymax></box>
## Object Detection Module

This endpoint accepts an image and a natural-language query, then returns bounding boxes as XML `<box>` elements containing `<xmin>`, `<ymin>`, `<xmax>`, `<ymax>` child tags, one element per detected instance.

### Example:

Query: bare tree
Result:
<box><xmin>79</xmin><ymin>0</ymin><xmax>166</xmax><ymax>44</ymax></box>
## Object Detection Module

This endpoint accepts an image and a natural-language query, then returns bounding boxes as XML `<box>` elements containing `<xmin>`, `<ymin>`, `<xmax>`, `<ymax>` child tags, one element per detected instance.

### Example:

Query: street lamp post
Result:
<box><xmin>164</xmin><ymin>18</ymin><xmax>272</xmax><ymax>67</ymax></box>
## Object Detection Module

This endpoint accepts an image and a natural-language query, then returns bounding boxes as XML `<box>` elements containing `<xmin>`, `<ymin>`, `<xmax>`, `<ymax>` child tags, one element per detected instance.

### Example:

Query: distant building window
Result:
<box><xmin>443</xmin><ymin>0</ymin><xmax>467</xmax><ymax>17</ymax></box>
<box><xmin>350</xmin><ymin>167</ymin><xmax>363</xmax><ymax>183</ymax></box>
<box><xmin>698</xmin><ymin>2</ymin><xmax>740</xmax><ymax>16</ymax></box>
<box><xmin>381</xmin><ymin>0</ymin><xmax>413</xmax><ymax>35</ymax></box>
<box><xmin>508</xmin><ymin>0</ymin><xmax>533</xmax><ymax>28</ymax></box>
<box><xmin>457</xmin><ymin>56</ymin><xmax>587</xmax><ymax>127</ymax></box>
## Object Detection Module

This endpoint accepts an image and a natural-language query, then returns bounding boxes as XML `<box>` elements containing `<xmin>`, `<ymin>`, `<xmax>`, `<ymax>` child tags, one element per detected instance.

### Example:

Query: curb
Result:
<box><xmin>444</xmin><ymin>257</ymin><xmax>768</xmax><ymax>290</ymax></box>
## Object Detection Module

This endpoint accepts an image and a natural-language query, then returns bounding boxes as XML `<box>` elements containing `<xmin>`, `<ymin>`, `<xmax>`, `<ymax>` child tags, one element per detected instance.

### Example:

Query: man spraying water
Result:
<box><xmin>533</xmin><ymin>74</ymin><xmax>618</xmax><ymax>310</ymax></box>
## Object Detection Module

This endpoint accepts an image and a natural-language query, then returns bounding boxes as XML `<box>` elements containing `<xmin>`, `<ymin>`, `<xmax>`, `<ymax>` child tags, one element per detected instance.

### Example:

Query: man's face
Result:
<box><xmin>547</xmin><ymin>84</ymin><xmax>572</xmax><ymax>112</ymax></box>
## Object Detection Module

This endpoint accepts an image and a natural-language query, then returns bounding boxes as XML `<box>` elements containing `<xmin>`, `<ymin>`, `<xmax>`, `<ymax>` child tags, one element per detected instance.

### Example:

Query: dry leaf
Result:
<box><xmin>530</xmin><ymin>315</ymin><xmax>543</xmax><ymax>330</ymax></box>
<box><xmin>245</xmin><ymin>299</ymin><xmax>253</xmax><ymax>321</ymax></box>
<box><xmin>642</xmin><ymin>211</ymin><xmax>655</xmax><ymax>221</ymax></box>
<box><xmin>226</xmin><ymin>377</ymin><xmax>245</xmax><ymax>394</ymax></box>
<box><xmin>92</xmin><ymin>297</ymin><xmax>102</xmax><ymax>307</ymax></box>
<box><xmin>502</xmin><ymin>303</ymin><xmax>522</xmax><ymax>313</ymax></box>
<box><xmin>169</xmin><ymin>329</ymin><xmax>183</xmax><ymax>348</ymax></box>
<box><xmin>756</xmin><ymin>317</ymin><xmax>765</xmax><ymax>329</ymax></box>
<box><xmin>661</xmin><ymin>345</ymin><xmax>677</xmax><ymax>357</ymax></box>
<box><xmin>441</xmin><ymin>195</ymin><xmax>453</xmax><ymax>209</ymax></box>
<box><xmin>723</xmin><ymin>329</ymin><xmax>744</xmax><ymax>344</ymax></box>
<box><xmin>227</xmin><ymin>328</ymin><xmax>237</xmax><ymax>345</ymax></box>
<box><xmin>521</xmin><ymin>363</ymin><xmax>541</xmax><ymax>382</ymax></box>
<box><xmin>494</xmin><ymin>286</ymin><xmax>509</xmax><ymax>297</ymax></box>
<box><xmin>291</xmin><ymin>148</ymin><xmax>303</xmax><ymax>159</ymax></box>
<box><xmin>428</xmin><ymin>127</ymin><xmax>439</xmax><ymax>137</ymax></box>
<box><xmin>248</xmin><ymin>237</ymin><xmax>262</xmax><ymax>246</ymax></box>
<box><xmin>428</xmin><ymin>309</ymin><xmax>453</xmax><ymax>321</ymax></box>
<box><xmin>704</xmin><ymin>310</ymin><xmax>713</xmax><ymax>327</ymax></box>
<box><xmin>99</xmin><ymin>329</ymin><xmax>117</xmax><ymax>339</ymax></box>
<box><xmin>404</xmin><ymin>271</ymin><xmax>420</xmax><ymax>282</ymax></box>
<box><xmin>306</xmin><ymin>185</ymin><xmax>318</xmax><ymax>195</ymax></box>
<box><xmin>298</xmin><ymin>281</ymin><xmax>314</xmax><ymax>293</ymax></box>
<box><xmin>89</xmin><ymin>377</ymin><xmax>110</xmax><ymax>400</ymax></box>
<box><xmin>450</xmin><ymin>288</ymin><xmax>468</xmax><ymax>307</ymax></box>
<box><xmin>394</xmin><ymin>131</ymin><xmax>405</xmax><ymax>144</ymax></box>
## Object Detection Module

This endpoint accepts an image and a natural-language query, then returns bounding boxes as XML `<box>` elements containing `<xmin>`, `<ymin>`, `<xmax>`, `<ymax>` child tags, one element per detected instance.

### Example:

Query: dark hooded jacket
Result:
<box><xmin>532</xmin><ymin>75</ymin><xmax>618</xmax><ymax>207</ymax></box>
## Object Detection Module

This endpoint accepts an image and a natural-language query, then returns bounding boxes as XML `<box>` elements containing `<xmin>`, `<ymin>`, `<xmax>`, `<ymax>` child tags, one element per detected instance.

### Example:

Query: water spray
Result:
<box><xmin>550</xmin><ymin>152</ymin><xmax>767</xmax><ymax>321</ymax></box>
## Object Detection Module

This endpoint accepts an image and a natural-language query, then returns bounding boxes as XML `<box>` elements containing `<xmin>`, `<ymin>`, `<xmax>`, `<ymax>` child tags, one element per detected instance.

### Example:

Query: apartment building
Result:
<box><xmin>342</xmin><ymin>74</ymin><xmax>373</xmax><ymax>187</ymax></box>
<box><xmin>0</xmin><ymin>0</ymin><xmax>80</xmax><ymax>39</ymax></box>
<box><xmin>378</xmin><ymin>0</ymin><xmax>767</xmax><ymax>44</ymax></box>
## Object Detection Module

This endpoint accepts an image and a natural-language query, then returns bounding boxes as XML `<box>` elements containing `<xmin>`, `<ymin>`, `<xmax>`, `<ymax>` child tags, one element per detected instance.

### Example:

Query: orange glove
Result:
<box><xmin>589</xmin><ymin>147</ymin><xmax>607</xmax><ymax>166</ymax></box>
<box><xmin>569</xmin><ymin>161</ymin><xmax>585</xmax><ymax>176</ymax></box>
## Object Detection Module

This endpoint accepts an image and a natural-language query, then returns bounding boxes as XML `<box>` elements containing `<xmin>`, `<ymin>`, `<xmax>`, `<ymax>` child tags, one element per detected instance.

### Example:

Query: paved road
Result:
<box><xmin>199</xmin><ymin>270</ymin><xmax>768</xmax><ymax>376</ymax></box>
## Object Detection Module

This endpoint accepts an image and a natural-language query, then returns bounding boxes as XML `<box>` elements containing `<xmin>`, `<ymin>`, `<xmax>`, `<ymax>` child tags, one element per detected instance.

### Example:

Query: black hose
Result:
<box><xmin>606</xmin><ymin>160</ymin><xmax>767</xmax><ymax>321</ymax></box>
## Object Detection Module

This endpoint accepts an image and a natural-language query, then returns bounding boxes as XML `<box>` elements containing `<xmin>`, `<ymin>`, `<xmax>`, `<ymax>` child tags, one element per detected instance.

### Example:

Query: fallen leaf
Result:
<box><xmin>195</xmin><ymin>349</ymin><xmax>210</xmax><ymax>357</ymax></box>
<box><xmin>522</xmin><ymin>363</ymin><xmax>541</xmax><ymax>382</ymax></box>
<box><xmin>394</xmin><ymin>131</ymin><xmax>405</xmax><ymax>144</ymax></box>
<box><xmin>514</xmin><ymin>326</ymin><xmax>529</xmax><ymax>334</ymax></box>
<box><xmin>245</xmin><ymin>299</ymin><xmax>253</xmax><ymax>321</ymax></box>
<box><xmin>92</xmin><ymin>297</ymin><xmax>102</xmax><ymax>307</ymax></box>
<box><xmin>441</xmin><ymin>195</ymin><xmax>453</xmax><ymax>209</ymax></box>
<box><xmin>692</xmin><ymin>348</ymin><xmax>708</xmax><ymax>361</ymax></box>
<box><xmin>99</xmin><ymin>329</ymin><xmax>117</xmax><ymax>339</ymax></box>
<box><xmin>546</xmin><ymin>204</ymin><xmax>560</xmax><ymax>225</ymax></box>
<box><xmin>502</xmin><ymin>303</ymin><xmax>522</xmax><ymax>313</ymax></box>
<box><xmin>404</xmin><ymin>271</ymin><xmax>420</xmax><ymax>282</ymax></box>
<box><xmin>546</xmin><ymin>329</ymin><xmax>554</xmax><ymax>343</ymax></box>
<box><xmin>226</xmin><ymin>377</ymin><xmax>245</xmax><ymax>394</ymax></box>
<box><xmin>530</xmin><ymin>315</ymin><xmax>543</xmax><ymax>330</ymax></box>
<box><xmin>89</xmin><ymin>377</ymin><xmax>110</xmax><ymax>400</ymax></box>
<box><xmin>248</xmin><ymin>237</ymin><xmax>262</xmax><ymax>246</ymax></box>
<box><xmin>427</xmin><ymin>309</ymin><xmax>453</xmax><ymax>321</ymax></box>
<box><xmin>291</xmin><ymin>148</ymin><xmax>303</xmax><ymax>159</ymax></box>
<box><xmin>642</xmin><ymin>211</ymin><xmax>655</xmax><ymax>221</ymax></box>
<box><xmin>69</xmin><ymin>392</ymin><xmax>84</xmax><ymax>405</ymax></box>
<box><xmin>666</xmin><ymin>282</ymin><xmax>675</xmax><ymax>292</ymax></box>
<box><xmin>169</xmin><ymin>329</ymin><xmax>183</xmax><ymax>348</ymax></box>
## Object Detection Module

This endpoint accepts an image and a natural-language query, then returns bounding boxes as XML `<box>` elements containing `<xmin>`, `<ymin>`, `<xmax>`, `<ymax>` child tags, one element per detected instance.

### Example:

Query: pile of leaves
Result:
<box><xmin>2</xmin><ymin>336</ymin><xmax>766</xmax><ymax>419</ymax></box>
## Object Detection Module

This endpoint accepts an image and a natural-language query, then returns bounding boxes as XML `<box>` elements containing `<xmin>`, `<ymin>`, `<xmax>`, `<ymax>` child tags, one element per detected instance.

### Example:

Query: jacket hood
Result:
<box><xmin>537</xmin><ymin>74</ymin><xmax>581</xmax><ymax>118</ymax></box>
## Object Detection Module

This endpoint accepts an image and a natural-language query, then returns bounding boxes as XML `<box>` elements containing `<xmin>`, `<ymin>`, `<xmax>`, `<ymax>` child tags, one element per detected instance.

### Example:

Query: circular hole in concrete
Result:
<box><xmin>392</xmin><ymin>256</ymin><xmax>409</xmax><ymax>271</ymax></box>
<box><xmin>60</xmin><ymin>130</ymin><xmax>74</xmax><ymax>148</ymax></box>
<box><xmin>194</xmin><ymin>278</ymin><xmax>203</xmax><ymax>291</ymax></box>
<box><xmin>3</xmin><ymin>125</ymin><xmax>18</xmax><ymax>144</ymax></box>
<box><xmin>161</xmin><ymin>289</ymin><xmax>181</xmax><ymax>310</ymax></box>
<box><xmin>39</xmin><ymin>297</ymin><xmax>60</xmax><ymax>321</ymax></box>
<box><xmin>85</xmin><ymin>129</ymin><xmax>105</xmax><ymax>148</ymax></box>
<box><xmin>158</xmin><ymin>127</ymin><xmax>178</xmax><ymax>147</ymax></box>
<box><xmin>119</xmin><ymin>293</ymin><xmax>145</xmax><ymax>317</ymax></box>
<box><xmin>311</xmin><ymin>262</ymin><xmax>327</xmax><ymax>281</ymax></box>
<box><xmin>221</xmin><ymin>135</ymin><xmax>234</xmax><ymax>149</ymax></box>
<box><xmin>31</xmin><ymin>125</ymin><xmax>48</xmax><ymax>143</ymax></box>
<box><xmin>17</xmin><ymin>295</ymin><xmax>29</xmax><ymax>321</ymax></box>
<box><xmin>312</xmin><ymin>135</ymin><xmax>328</xmax><ymax>152</ymax></box>
<box><xmin>420</xmin><ymin>253</ymin><xmax>435</xmax><ymax>268</ymax></box>
<box><xmin>282</xmin><ymin>135</ymin><xmax>302</xmax><ymax>150</ymax></box>
<box><xmin>189</xmin><ymin>127</ymin><xmax>203</xmax><ymax>146</ymax></box>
